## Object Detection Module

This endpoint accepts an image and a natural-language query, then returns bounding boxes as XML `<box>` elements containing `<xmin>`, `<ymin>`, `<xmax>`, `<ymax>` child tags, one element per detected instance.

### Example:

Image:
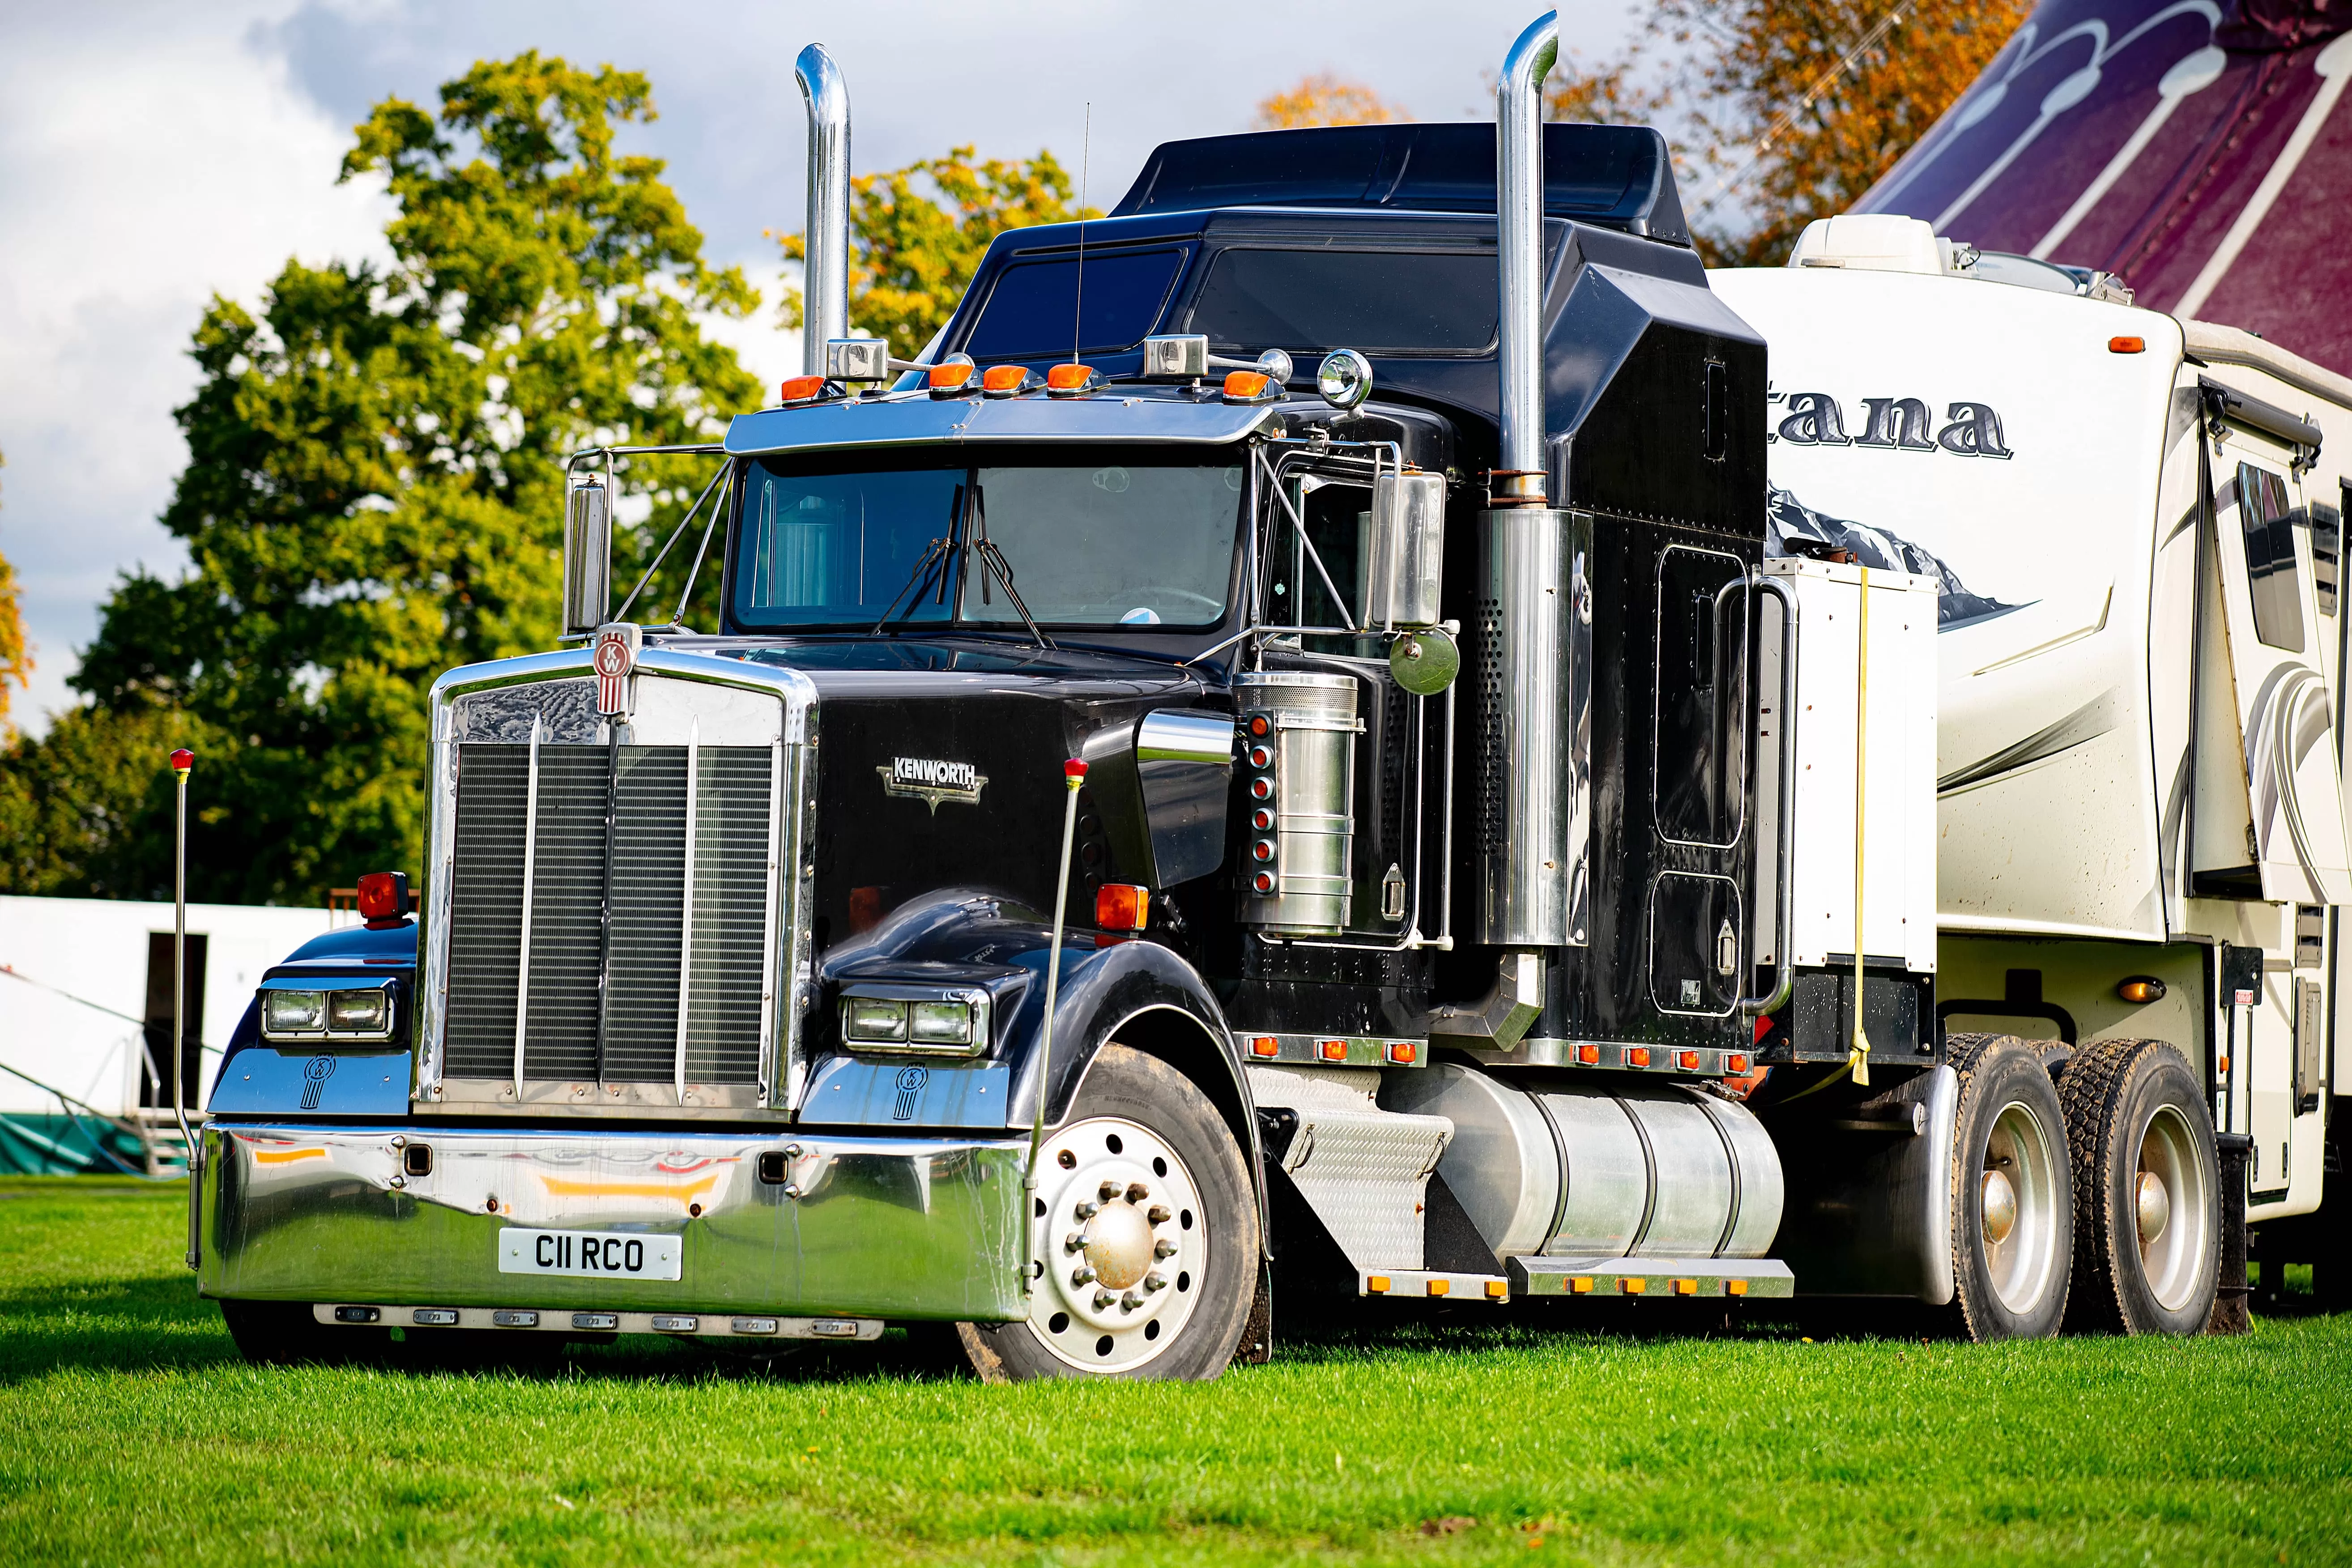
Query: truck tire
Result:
<box><xmin>957</xmin><ymin>1044</ymin><xmax>1258</xmax><ymax>1381</ymax></box>
<box><xmin>2058</xmin><ymin>1038</ymin><xmax>2220</xmax><ymax>1334</ymax></box>
<box><xmin>1944</xmin><ymin>1033</ymin><xmax>2073</xmax><ymax>1340</ymax></box>
<box><xmin>220</xmin><ymin>1299</ymin><xmax>381</xmax><ymax>1364</ymax></box>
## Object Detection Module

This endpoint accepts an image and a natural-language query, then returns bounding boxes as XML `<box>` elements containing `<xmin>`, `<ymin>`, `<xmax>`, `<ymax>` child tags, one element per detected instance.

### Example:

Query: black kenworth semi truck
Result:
<box><xmin>194</xmin><ymin>14</ymin><xmax>2216</xmax><ymax>1377</ymax></box>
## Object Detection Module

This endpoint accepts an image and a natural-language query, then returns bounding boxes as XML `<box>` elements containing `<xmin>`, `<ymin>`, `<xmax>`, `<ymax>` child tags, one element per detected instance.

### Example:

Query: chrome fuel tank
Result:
<box><xmin>1382</xmin><ymin>1063</ymin><xmax>1782</xmax><ymax>1260</ymax></box>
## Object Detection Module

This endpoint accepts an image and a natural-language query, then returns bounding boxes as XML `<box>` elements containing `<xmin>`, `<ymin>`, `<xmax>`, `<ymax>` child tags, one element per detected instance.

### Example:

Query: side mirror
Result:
<box><xmin>562</xmin><ymin>477</ymin><xmax>611</xmax><ymax>637</ymax></box>
<box><xmin>1364</xmin><ymin>468</ymin><xmax>1447</xmax><ymax>631</ymax></box>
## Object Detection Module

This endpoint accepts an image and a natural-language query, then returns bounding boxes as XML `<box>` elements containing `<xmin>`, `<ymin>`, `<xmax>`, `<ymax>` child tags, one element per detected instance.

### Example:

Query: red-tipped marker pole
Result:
<box><xmin>1023</xmin><ymin>758</ymin><xmax>1091</xmax><ymax>1293</ymax></box>
<box><xmin>168</xmin><ymin>749</ymin><xmax>198</xmax><ymax>1268</ymax></box>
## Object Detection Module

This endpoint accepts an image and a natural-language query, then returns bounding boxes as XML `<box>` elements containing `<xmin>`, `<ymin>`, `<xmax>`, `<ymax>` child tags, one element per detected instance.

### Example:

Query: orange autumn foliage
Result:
<box><xmin>1255</xmin><ymin>73</ymin><xmax>1407</xmax><ymax>129</ymax></box>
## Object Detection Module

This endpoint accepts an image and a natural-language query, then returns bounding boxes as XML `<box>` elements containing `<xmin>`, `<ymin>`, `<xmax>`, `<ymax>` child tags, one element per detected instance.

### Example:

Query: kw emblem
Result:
<box><xmin>892</xmin><ymin>1066</ymin><xmax>929</xmax><ymax>1121</ymax></box>
<box><xmin>300</xmin><ymin>1054</ymin><xmax>337</xmax><ymax>1111</ymax></box>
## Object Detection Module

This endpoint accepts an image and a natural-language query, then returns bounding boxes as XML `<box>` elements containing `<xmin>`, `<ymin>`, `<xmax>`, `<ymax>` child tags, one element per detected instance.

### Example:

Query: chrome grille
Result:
<box><xmin>442</xmin><ymin>738</ymin><xmax>775</xmax><ymax>1087</ymax></box>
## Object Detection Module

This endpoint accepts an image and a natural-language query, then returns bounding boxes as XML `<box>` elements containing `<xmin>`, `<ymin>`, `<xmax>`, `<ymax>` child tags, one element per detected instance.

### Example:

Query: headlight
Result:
<box><xmin>328</xmin><ymin>989</ymin><xmax>388</xmax><ymax>1031</ymax></box>
<box><xmin>263</xmin><ymin>990</ymin><xmax>325</xmax><ymax>1034</ymax></box>
<box><xmin>843</xmin><ymin>998</ymin><xmax>908</xmax><ymax>1042</ymax></box>
<box><xmin>909</xmin><ymin>1001</ymin><xmax>973</xmax><ymax>1045</ymax></box>
<box><xmin>838</xmin><ymin>990</ymin><xmax>988</xmax><ymax>1056</ymax></box>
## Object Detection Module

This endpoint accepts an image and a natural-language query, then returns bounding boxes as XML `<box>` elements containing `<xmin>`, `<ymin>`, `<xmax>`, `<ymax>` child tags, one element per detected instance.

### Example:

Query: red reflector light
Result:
<box><xmin>1251</xmin><ymin>1035</ymin><xmax>1279</xmax><ymax>1057</ymax></box>
<box><xmin>1251</xmin><ymin>808</ymin><xmax>1274</xmax><ymax>831</ymax></box>
<box><xmin>1249</xmin><ymin>777</ymin><xmax>1274</xmax><ymax>800</ymax></box>
<box><xmin>357</xmin><ymin>871</ymin><xmax>411</xmax><ymax>927</ymax></box>
<box><xmin>1577</xmin><ymin>1043</ymin><xmax>1599</xmax><ymax>1065</ymax></box>
<box><xmin>1677</xmin><ymin>1050</ymin><xmax>1700</xmax><ymax>1071</ymax></box>
<box><xmin>1318</xmin><ymin>1039</ymin><xmax>1348</xmax><ymax>1061</ymax></box>
<box><xmin>1095</xmin><ymin>883</ymin><xmax>1149</xmax><ymax>931</ymax></box>
<box><xmin>1626</xmin><ymin>1047</ymin><xmax>1652</xmax><ymax>1068</ymax></box>
<box><xmin>2109</xmin><ymin>335</ymin><xmax>2146</xmax><ymax>354</ymax></box>
<box><xmin>1726</xmin><ymin>1053</ymin><xmax>1750</xmax><ymax>1075</ymax></box>
<box><xmin>1753</xmin><ymin>1015</ymin><xmax>1773</xmax><ymax>1043</ymax></box>
<box><xmin>1252</xmin><ymin>870</ymin><xmax>1277</xmax><ymax>893</ymax></box>
<box><xmin>1385</xmin><ymin>1041</ymin><xmax>1418</xmax><ymax>1065</ymax></box>
<box><xmin>1251</xmin><ymin>840</ymin><xmax>1276</xmax><ymax>863</ymax></box>
<box><xmin>1221</xmin><ymin>370</ymin><xmax>1278</xmax><ymax>403</ymax></box>
<box><xmin>168</xmin><ymin>747</ymin><xmax>195</xmax><ymax>775</ymax></box>
<box><xmin>1247</xmin><ymin>745</ymin><xmax>1274</xmax><ymax>768</ymax></box>
<box><xmin>1044</xmin><ymin>363</ymin><xmax>1100</xmax><ymax>396</ymax></box>
<box><xmin>981</xmin><ymin>365</ymin><xmax>1036</xmax><ymax>396</ymax></box>
<box><xmin>927</xmin><ymin>361</ymin><xmax>976</xmax><ymax>394</ymax></box>
<box><xmin>1248</xmin><ymin>716</ymin><xmax>1270</xmax><ymax>737</ymax></box>
<box><xmin>778</xmin><ymin>375</ymin><xmax>827</xmax><ymax>404</ymax></box>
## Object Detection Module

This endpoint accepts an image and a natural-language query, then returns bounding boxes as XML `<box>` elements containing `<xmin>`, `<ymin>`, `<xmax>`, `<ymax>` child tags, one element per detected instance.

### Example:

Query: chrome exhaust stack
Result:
<box><xmin>1470</xmin><ymin>10</ymin><xmax>1590</xmax><ymax>955</ymax></box>
<box><xmin>794</xmin><ymin>43</ymin><xmax>852</xmax><ymax>376</ymax></box>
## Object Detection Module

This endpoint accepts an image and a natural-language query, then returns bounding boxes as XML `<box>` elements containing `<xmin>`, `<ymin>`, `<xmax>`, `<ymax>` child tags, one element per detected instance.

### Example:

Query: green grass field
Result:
<box><xmin>1</xmin><ymin>1176</ymin><xmax>2346</xmax><ymax>1566</ymax></box>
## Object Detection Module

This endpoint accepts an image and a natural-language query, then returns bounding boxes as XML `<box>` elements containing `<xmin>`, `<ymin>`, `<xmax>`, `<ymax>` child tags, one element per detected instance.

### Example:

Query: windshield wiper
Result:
<box><xmin>963</xmin><ymin>486</ymin><xmax>1053</xmax><ymax>649</ymax></box>
<box><xmin>871</xmin><ymin>483</ymin><xmax>963</xmax><ymax>635</ymax></box>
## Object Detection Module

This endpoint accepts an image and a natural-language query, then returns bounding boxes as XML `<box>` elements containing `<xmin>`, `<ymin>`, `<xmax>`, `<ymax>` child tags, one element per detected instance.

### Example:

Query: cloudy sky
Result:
<box><xmin>0</xmin><ymin>0</ymin><xmax>1642</xmax><ymax>736</ymax></box>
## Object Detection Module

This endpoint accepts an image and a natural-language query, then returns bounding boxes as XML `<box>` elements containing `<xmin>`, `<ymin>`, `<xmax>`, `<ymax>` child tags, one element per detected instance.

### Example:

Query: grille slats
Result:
<box><xmin>604</xmin><ymin>747</ymin><xmax>687</xmax><ymax>1082</ymax></box>
<box><xmin>441</xmin><ymin>737</ymin><xmax>777</xmax><ymax>1089</ymax></box>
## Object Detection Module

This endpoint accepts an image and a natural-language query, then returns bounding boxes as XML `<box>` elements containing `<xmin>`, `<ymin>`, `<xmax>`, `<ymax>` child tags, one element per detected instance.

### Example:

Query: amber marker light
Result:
<box><xmin>1726</xmin><ymin>1052</ymin><xmax>1750</xmax><ymax>1075</ymax></box>
<box><xmin>1425</xmin><ymin>1278</ymin><xmax>1450</xmax><ymax>1297</ymax></box>
<box><xmin>927</xmin><ymin>360</ymin><xmax>977</xmax><ymax>396</ymax></box>
<box><xmin>1318</xmin><ymin>1039</ymin><xmax>1348</xmax><ymax>1061</ymax></box>
<box><xmin>1220</xmin><ymin>370</ymin><xmax>1280</xmax><ymax>404</ymax></box>
<box><xmin>2118</xmin><ymin>976</ymin><xmax>2168</xmax><ymax>1003</ymax></box>
<box><xmin>1385</xmin><ymin>1041</ymin><xmax>1418</xmax><ymax>1065</ymax></box>
<box><xmin>1250</xmin><ymin>1035</ymin><xmax>1279</xmax><ymax>1058</ymax></box>
<box><xmin>1626</xmin><ymin>1047</ymin><xmax>1652</xmax><ymax>1068</ymax></box>
<box><xmin>981</xmin><ymin>365</ymin><xmax>1037</xmax><ymax>397</ymax></box>
<box><xmin>2109</xmin><ymin>335</ymin><xmax>2146</xmax><ymax>354</ymax></box>
<box><xmin>1677</xmin><ymin>1050</ymin><xmax>1700</xmax><ymax>1071</ymax></box>
<box><xmin>1095</xmin><ymin>883</ymin><xmax>1149</xmax><ymax>931</ymax></box>
<box><xmin>1484</xmin><ymin>1280</ymin><xmax>1508</xmax><ymax>1299</ymax></box>
<box><xmin>1577</xmin><ymin>1043</ymin><xmax>1600</xmax><ymax>1065</ymax></box>
<box><xmin>1367</xmin><ymin>1275</ymin><xmax>1391</xmax><ymax>1294</ymax></box>
<box><xmin>778</xmin><ymin>375</ymin><xmax>827</xmax><ymax>404</ymax></box>
<box><xmin>1044</xmin><ymin>363</ymin><xmax>1100</xmax><ymax>397</ymax></box>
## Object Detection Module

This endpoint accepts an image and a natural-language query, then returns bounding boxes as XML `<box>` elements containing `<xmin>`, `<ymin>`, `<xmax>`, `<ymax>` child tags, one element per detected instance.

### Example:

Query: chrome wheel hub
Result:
<box><xmin>1029</xmin><ymin>1116</ymin><xmax>1203</xmax><ymax>1372</ymax></box>
<box><xmin>2135</xmin><ymin>1104</ymin><xmax>2212</xmax><ymax>1312</ymax></box>
<box><xmin>1981</xmin><ymin>1101</ymin><xmax>2059</xmax><ymax>1315</ymax></box>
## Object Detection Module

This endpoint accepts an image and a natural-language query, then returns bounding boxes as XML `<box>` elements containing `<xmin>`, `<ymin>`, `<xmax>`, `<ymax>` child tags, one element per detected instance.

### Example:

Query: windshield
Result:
<box><xmin>729</xmin><ymin>449</ymin><xmax>1244</xmax><ymax>631</ymax></box>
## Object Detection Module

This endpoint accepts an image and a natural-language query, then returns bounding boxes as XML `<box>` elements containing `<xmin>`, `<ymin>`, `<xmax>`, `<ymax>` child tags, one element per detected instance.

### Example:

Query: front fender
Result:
<box><xmin>810</xmin><ymin>890</ymin><xmax>1263</xmax><ymax>1220</ymax></box>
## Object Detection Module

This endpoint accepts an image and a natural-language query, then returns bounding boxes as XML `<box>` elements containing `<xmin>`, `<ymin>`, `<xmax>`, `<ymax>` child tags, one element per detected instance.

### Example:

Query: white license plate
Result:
<box><xmin>499</xmin><ymin>1228</ymin><xmax>682</xmax><ymax>1281</ymax></box>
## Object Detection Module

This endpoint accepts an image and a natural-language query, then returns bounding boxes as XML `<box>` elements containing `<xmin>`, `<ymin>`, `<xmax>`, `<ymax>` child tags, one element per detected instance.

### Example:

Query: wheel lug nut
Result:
<box><xmin>1099</xmin><ymin>1180</ymin><xmax>1120</xmax><ymax>1202</ymax></box>
<box><xmin>1074</xmin><ymin>1201</ymin><xmax>1098</xmax><ymax>1219</ymax></box>
<box><xmin>1145</xmin><ymin>1271</ymin><xmax>1167</xmax><ymax>1292</ymax></box>
<box><xmin>1125</xmin><ymin>1182</ymin><xmax>1150</xmax><ymax>1202</ymax></box>
<box><xmin>1092</xmin><ymin>1289</ymin><xmax>1113</xmax><ymax>1311</ymax></box>
<box><xmin>1064</xmin><ymin>1233</ymin><xmax>1087</xmax><ymax>1253</ymax></box>
<box><xmin>1071</xmin><ymin>1265</ymin><xmax>1097</xmax><ymax>1285</ymax></box>
<box><xmin>1147</xmin><ymin>1205</ymin><xmax>1170</xmax><ymax>1224</ymax></box>
<box><xmin>1154</xmin><ymin>1239</ymin><xmax>1176</xmax><ymax>1259</ymax></box>
<box><xmin>1121</xmin><ymin>1291</ymin><xmax>1142</xmax><ymax>1311</ymax></box>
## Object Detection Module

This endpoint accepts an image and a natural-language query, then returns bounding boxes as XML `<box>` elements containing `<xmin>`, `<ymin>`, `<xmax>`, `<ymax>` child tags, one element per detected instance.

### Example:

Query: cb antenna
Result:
<box><xmin>1071</xmin><ymin>102</ymin><xmax>1091</xmax><ymax>363</ymax></box>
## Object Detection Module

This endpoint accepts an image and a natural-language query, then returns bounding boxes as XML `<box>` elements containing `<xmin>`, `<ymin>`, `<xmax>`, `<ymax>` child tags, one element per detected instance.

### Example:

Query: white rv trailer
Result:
<box><xmin>1717</xmin><ymin>219</ymin><xmax>2351</xmax><ymax>1294</ymax></box>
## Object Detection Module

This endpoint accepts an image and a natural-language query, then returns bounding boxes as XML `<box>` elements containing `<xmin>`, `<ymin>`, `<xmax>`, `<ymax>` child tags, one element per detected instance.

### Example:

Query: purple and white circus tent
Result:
<box><xmin>1854</xmin><ymin>0</ymin><xmax>2352</xmax><ymax>371</ymax></box>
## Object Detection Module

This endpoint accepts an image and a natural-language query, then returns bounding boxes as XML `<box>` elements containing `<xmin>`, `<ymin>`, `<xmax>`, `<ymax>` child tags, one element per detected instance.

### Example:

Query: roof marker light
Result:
<box><xmin>778</xmin><ymin>375</ymin><xmax>829</xmax><ymax>405</ymax></box>
<box><xmin>1044</xmin><ymin>363</ymin><xmax>1101</xmax><ymax>397</ymax></box>
<box><xmin>927</xmin><ymin>357</ymin><xmax>977</xmax><ymax>397</ymax></box>
<box><xmin>981</xmin><ymin>366</ymin><xmax>1039</xmax><ymax>398</ymax></box>
<box><xmin>1221</xmin><ymin>370</ymin><xmax>1281</xmax><ymax>404</ymax></box>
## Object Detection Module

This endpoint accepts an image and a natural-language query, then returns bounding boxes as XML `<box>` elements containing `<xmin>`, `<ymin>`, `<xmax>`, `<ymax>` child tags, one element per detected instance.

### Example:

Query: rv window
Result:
<box><xmin>1185</xmin><ymin>248</ymin><xmax>1498</xmax><ymax>354</ymax></box>
<box><xmin>963</xmin><ymin>248</ymin><xmax>1189</xmax><ymax>360</ymax></box>
<box><xmin>2238</xmin><ymin>462</ymin><xmax>2305</xmax><ymax>652</ymax></box>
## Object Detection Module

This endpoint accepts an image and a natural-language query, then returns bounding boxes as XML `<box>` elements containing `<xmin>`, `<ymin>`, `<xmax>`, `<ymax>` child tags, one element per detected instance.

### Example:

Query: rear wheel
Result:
<box><xmin>2059</xmin><ymin>1038</ymin><xmax>2219</xmax><ymax>1334</ymax></box>
<box><xmin>1945</xmin><ymin>1034</ymin><xmax>2073</xmax><ymax>1340</ymax></box>
<box><xmin>957</xmin><ymin>1045</ymin><xmax>1257</xmax><ymax>1381</ymax></box>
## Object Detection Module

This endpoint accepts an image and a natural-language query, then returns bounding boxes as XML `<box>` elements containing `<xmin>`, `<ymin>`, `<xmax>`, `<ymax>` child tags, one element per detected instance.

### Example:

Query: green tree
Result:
<box><xmin>1549</xmin><ymin>0</ymin><xmax>2029</xmax><ymax>265</ymax></box>
<box><xmin>0</xmin><ymin>53</ymin><xmax>757</xmax><ymax>904</ymax></box>
<box><xmin>0</xmin><ymin>450</ymin><xmax>29</xmax><ymax>733</ymax></box>
<box><xmin>777</xmin><ymin>147</ymin><xmax>1095</xmax><ymax>361</ymax></box>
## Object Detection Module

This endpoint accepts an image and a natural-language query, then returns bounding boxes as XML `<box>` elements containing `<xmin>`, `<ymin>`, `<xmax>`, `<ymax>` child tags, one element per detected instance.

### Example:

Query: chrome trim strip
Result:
<box><xmin>757</xmin><ymin>737</ymin><xmax>785</xmax><ymax>1108</ymax></box>
<box><xmin>675</xmin><ymin>716</ymin><xmax>699</xmax><ymax>1108</ymax></box>
<box><xmin>512</xmin><ymin>712</ymin><xmax>542</xmax><ymax>1099</ymax></box>
<box><xmin>1741</xmin><ymin>573</ymin><xmax>1799</xmax><ymax>1016</ymax></box>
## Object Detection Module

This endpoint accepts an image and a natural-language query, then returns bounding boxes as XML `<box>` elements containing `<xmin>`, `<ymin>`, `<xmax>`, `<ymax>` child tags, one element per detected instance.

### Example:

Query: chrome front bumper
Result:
<box><xmin>200</xmin><ymin>1122</ymin><xmax>1028</xmax><ymax>1322</ymax></box>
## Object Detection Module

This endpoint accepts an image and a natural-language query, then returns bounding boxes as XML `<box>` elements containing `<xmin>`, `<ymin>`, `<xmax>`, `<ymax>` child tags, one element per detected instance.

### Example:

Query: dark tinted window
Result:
<box><xmin>2238</xmin><ymin>462</ymin><xmax>2305</xmax><ymax>652</ymax></box>
<box><xmin>734</xmin><ymin>461</ymin><xmax>963</xmax><ymax>627</ymax></box>
<box><xmin>963</xmin><ymin>248</ymin><xmax>1187</xmax><ymax>359</ymax></box>
<box><xmin>1184</xmin><ymin>248</ymin><xmax>1496</xmax><ymax>354</ymax></box>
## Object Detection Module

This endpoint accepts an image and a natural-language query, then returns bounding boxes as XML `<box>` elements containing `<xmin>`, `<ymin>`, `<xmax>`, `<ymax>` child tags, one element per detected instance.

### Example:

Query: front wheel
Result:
<box><xmin>957</xmin><ymin>1045</ymin><xmax>1258</xmax><ymax>1381</ymax></box>
<box><xmin>1945</xmin><ymin>1034</ymin><xmax>2074</xmax><ymax>1340</ymax></box>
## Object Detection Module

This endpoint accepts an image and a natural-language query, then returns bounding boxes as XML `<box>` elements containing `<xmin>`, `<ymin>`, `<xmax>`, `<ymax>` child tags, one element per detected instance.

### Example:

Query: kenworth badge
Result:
<box><xmin>593</xmin><ymin>622</ymin><xmax>642</xmax><ymax>720</ymax></box>
<box><xmin>878</xmin><ymin>756</ymin><xmax>988</xmax><ymax>812</ymax></box>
